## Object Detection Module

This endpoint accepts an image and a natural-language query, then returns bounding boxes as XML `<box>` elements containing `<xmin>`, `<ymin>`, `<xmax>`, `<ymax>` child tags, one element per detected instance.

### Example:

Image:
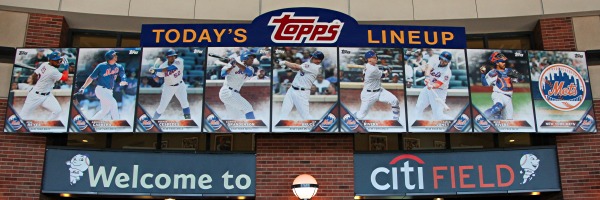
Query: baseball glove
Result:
<box><xmin>507</xmin><ymin>69</ymin><xmax>521</xmax><ymax>78</ymax></box>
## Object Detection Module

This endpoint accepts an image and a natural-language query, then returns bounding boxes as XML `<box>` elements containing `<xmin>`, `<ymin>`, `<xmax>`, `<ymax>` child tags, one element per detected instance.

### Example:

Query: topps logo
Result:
<box><xmin>575</xmin><ymin>53</ymin><xmax>583</xmax><ymax>58</ymax></box>
<box><xmin>514</xmin><ymin>52</ymin><xmax>524</xmax><ymax>57</ymax></box>
<box><xmin>19</xmin><ymin>51</ymin><xmax>28</xmax><ymax>55</ymax></box>
<box><xmin>341</xmin><ymin>50</ymin><xmax>351</xmax><ymax>54</ymax></box>
<box><xmin>193</xmin><ymin>49</ymin><xmax>203</xmax><ymax>54</ymax></box>
<box><xmin>129</xmin><ymin>50</ymin><xmax>139</xmax><ymax>55</ymax></box>
<box><xmin>268</xmin><ymin>12</ymin><xmax>344</xmax><ymax>44</ymax></box>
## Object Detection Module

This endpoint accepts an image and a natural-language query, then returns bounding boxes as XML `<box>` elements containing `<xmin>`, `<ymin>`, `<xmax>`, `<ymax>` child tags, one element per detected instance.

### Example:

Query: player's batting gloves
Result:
<box><xmin>278</xmin><ymin>60</ymin><xmax>287</xmax><ymax>67</ymax></box>
<box><xmin>149</xmin><ymin>68</ymin><xmax>155</xmax><ymax>74</ymax></box>
<box><xmin>119</xmin><ymin>81</ymin><xmax>128</xmax><ymax>86</ymax></box>
<box><xmin>78</xmin><ymin>88</ymin><xmax>85</xmax><ymax>94</ymax></box>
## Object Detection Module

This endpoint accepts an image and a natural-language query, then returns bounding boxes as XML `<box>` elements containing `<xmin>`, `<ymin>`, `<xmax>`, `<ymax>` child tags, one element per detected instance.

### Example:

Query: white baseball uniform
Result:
<box><xmin>219</xmin><ymin>59</ymin><xmax>255</xmax><ymax>119</ymax></box>
<box><xmin>413</xmin><ymin>56</ymin><xmax>453</xmax><ymax>120</ymax></box>
<box><xmin>355</xmin><ymin>63</ymin><xmax>400</xmax><ymax>120</ymax></box>
<box><xmin>484</xmin><ymin>69</ymin><xmax>516</xmax><ymax>119</ymax></box>
<box><xmin>154</xmin><ymin>57</ymin><xmax>190</xmax><ymax>116</ymax></box>
<box><xmin>88</xmin><ymin>62</ymin><xmax>126</xmax><ymax>120</ymax></box>
<box><xmin>20</xmin><ymin>62</ymin><xmax>63</xmax><ymax>120</ymax></box>
<box><xmin>279</xmin><ymin>62</ymin><xmax>321</xmax><ymax>119</ymax></box>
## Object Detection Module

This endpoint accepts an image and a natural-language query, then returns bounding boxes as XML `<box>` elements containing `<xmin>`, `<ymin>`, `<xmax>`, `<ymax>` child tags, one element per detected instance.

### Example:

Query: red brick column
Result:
<box><xmin>256</xmin><ymin>135</ymin><xmax>354</xmax><ymax>200</ymax></box>
<box><xmin>0</xmin><ymin>13</ymin><xmax>68</xmax><ymax>200</ymax></box>
<box><xmin>538</xmin><ymin>17</ymin><xmax>600</xmax><ymax>200</ymax></box>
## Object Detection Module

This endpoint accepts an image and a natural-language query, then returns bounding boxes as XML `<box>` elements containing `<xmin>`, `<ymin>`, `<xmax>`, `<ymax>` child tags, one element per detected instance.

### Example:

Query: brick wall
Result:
<box><xmin>256</xmin><ymin>135</ymin><xmax>354</xmax><ymax>200</ymax></box>
<box><xmin>1</xmin><ymin>12</ymin><xmax>68</xmax><ymax>200</ymax></box>
<box><xmin>534</xmin><ymin>17</ymin><xmax>577</xmax><ymax>51</ymax></box>
<box><xmin>539</xmin><ymin>17</ymin><xmax>600</xmax><ymax>200</ymax></box>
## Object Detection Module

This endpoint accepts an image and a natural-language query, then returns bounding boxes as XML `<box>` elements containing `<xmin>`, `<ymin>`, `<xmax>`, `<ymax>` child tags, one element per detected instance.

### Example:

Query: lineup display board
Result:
<box><xmin>404</xmin><ymin>48</ymin><xmax>472</xmax><ymax>132</ymax></box>
<box><xmin>135</xmin><ymin>47</ymin><xmax>205</xmax><ymax>132</ymax></box>
<box><xmin>3</xmin><ymin>8</ymin><xmax>596</xmax><ymax>133</ymax></box>
<box><xmin>529</xmin><ymin>51</ymin><xmax>596</xmax><ymax>132</ymax></box>
<box><xmin>467</xmin><ymin>49</ymin><xmax>536</xmax><ymax>132</ymax></box>
<box><xmin>5</xmin><ymin>48</ymin><xmax>77</xmax><ymax>133</ymax></box>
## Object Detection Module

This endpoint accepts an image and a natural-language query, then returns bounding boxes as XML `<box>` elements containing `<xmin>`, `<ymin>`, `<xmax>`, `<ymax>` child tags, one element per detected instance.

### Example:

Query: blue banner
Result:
<box><xmin>141</xmin><ymin>7</ymin><xmax>466</xmax><ymax>48</ymax></box>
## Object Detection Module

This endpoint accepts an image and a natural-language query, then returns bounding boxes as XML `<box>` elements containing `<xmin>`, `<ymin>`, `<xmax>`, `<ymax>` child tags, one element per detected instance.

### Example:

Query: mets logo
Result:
<box><xmin>319</xmin><ymin>113</ymin><xmax>337</xmax><ymax>130</ymax></box>
<box><xmin>268</xmin><ymin>12</ymin><xmax>344</xmax><ymax>43</ymax></box>
<box><xmin>139</xmin><ymin>114</ymin><xmax>154</xmax><ymax>130</ymax></box>
<box><xmin>475</xmin><ymin>114</ymin><xmax>490</xmax><ymax>131</ymax></box>
<box><xmin>66</xmin><ymin>154</ymin><xmax>90</xmax><ymax>185</ymax></box>
<box><xmin>342</xmin><ymin>114</ymin><xmax>358</xmax><ymax>130</ymax></box>
<box><xmin>8</xmin><ymin>115</ymin><xmax>22</xmax><ymax>130</ymax></box>
<box><xmin>206</xmin><ymin>114</ymin><xmax>222</xmax><ymax>130</ymax></box>
<box><xmin>580</xmin><ymin>114</ymin><xmax>595</xmax><ymax>131</ymax></box>
<box><xmin>73</xmin><ymin>115</ymin><xmax>88</xmax><ymax>130</ymax></box>
<box><xmin>539</xmin><ymin>64</ymin><xmax>586</xmax><ymax>111</ymax></box>
<box><xmin>453</xmin><ymin>114</ymin><xmax>470</xmax><ymax>130</ymax></box>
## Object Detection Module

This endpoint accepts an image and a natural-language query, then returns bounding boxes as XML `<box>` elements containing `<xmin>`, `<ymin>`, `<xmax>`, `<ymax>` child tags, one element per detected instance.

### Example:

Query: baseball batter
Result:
<box><xmin>78</xmin><ymin>50</ymin><xmax>128</xmax><ymax>120</ymax></box>
<box><xmin>278</xmin><ymin>51</ymin><xmax>325</xmax><ymax>120</ymax></box>
<box><xmin>20</xmin><ymin>51</ymin><xmax>69</xmax><ymax>120</ymax></box>
<box><xmin>355</xmin><ymin>50</ymin><xmax>401</xmax><ymax>120</ymax></box>
<box><xmin>480</xmin><ymin>52</ymin><xmax>522</xmax><ymax>120</ymax></box>
<box><xmin>413</xmin><ymin>51</ymin><xmax>453</xmax><ymax>120</ymax></box>
<box><xmin>149</xmin><ymin>49</ymin><xmax>191</xmax><ymax>120</ymax></box>
<box><xmin>219</xmin><ymin>51</ymin><xmax>256</xmax><ymax>119</ymax></box>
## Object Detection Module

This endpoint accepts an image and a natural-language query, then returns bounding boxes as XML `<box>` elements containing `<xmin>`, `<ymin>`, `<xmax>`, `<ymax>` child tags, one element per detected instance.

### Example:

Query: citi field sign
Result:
<box><xmin>354</xmin><ymin>148</ymin><xmax>560</xmax><ymax>196</ymax></box>
<box><xmin>141</xmin><ymin>7</ymin><xmax>466</xmax><ymax>48</ymax></box>
<box><xmin>42</xmin><ymin>149</ymin><xmax>255</xmax><ymax>196</ymax></box>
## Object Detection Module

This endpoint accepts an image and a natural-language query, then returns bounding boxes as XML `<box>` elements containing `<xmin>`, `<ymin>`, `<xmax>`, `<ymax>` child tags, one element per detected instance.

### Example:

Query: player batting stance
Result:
<box><xmin>278</xmin><ymin>51</ymin><xmax>325</xmax><ymax>120</ymax></box>
<box><xmin>20</xmin><ymin>51</ymin><xmax>69</xmax><ymax>120</ymax></box>
<box><xmin>480</xmin><ymin>52</ymin><xmax>522</xmax><ymax>120</ymax></box>
<box><xmin>413</xmin><ymin>51</ymin><xmax>453</xmax><ymax>120</ymax></box>
<box><xmin>78</xmin><ymin>50</ymin><xmax>128</xmax><ymax>120</ymax></box>
<box><xmin>355</xmin><ymin>50</ymin><xmax>401</xmax><ymax>120</ymax></box>
<box><xmin>219</xmin><ymin>51</ymin><xmax>256</xmax><ymax>119</ymax></box>
<box><xmin>149</xmin><ymin>49</ymin><xmax>191</xmax><ymax>119</ymax></box>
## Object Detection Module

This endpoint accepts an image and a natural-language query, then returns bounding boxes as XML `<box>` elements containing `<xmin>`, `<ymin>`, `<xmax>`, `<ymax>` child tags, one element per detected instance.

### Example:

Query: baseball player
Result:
<box><xmin>413</xmin><ymin>51</ymin><xmax>453</xmax><ymax>120</ymax></box>
<box><xmin>219</xmin><ymin>51</ymin><xmax>256</xmax><ymax>119</ymax></box>
<box><xmin>149</xmin><ymin>49</ymin><xmax>191</xmax><ymax>120</ymax></box>
<box><xmin>480</xmin><ymin>52</ymin><xmax>522</xmax><ymax>120</ymax></box>
<box><xmin>278</xmin><ymin>51</ymin><xmax>325</xmax><ymax>120</ymax></box>
<box><xmin>355</xmin><ymin>50</ymin><xmax>401</xmax><ymax>120</ymax></box>
<box><xmin>19</xmin><ymin>51</ymin><xmax>69</xmax><ymax>120</ymax></box>
<box><xmin>78</xmin><ymin>50</ymin><xmax>128</xmax><ymax>120</ymax></box>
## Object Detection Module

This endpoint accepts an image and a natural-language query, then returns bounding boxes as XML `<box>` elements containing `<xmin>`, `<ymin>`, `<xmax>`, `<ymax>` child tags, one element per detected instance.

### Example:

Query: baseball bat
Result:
<box><xmin>427</xmin><ymin>83</ymin><xmax>451</xmax><ymax>111</ymax></box>
<box><xmin>346</xmin><ymin>64</ymin><xmax>365</xmax><ymax>69</ymax></box>
<box><xmin>208</xmin><ymin>53</ymin><xmax>228</xmax><ymax>60</ymax></box>
<box><xmin>414</xmin><ymin>76</ymin><xmax>427</xmax><ymax>83</ymax></box>
<box><xmin>15</xmin><ymin>63</ymin><xmax>36</xmax><ymax>70</ymax></box>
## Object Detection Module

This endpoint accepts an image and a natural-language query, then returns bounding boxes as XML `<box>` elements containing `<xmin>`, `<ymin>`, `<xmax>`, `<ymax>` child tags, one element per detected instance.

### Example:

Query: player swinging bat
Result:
<box><xmin>354</xmin><ymin>50</ymin><xmax>401</xmax><ymax>120</ymax></box>
<box><xmin>413</xmin><ymin>51</ymin><xmax>453</xmax><ymax>120</ymax></box>
<box><xmin>216</xmin><ymin>51</ymin><xmax>257</xmax><ymax>119</ymax></box>
<box><xmin>480</xmin><ymin>52</ymin><xmax>523</xmax><ymax>120</ymax></box>
<box><xmin>278</xmin><ymin>51</ymin><xmax>325</xmax><ymax>120</ymax></box>
<box><xmin>149</xmin><ymin>49</ymin><xmax>191</xmax><ymax>120</ymax></box>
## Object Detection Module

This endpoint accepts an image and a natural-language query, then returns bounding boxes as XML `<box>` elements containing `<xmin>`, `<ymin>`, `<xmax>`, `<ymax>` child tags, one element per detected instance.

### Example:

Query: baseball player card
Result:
<box><xmin>4</xmin><ymin>48</ymin><xmax>77</xmax><ymax>133</ymax></box>
<box><xmin>271</xmin><ymin>47</ymin><xmax>339</xmax><ymax>133</ymax></box>
<box><xmin>203</xmin><ymin>47</ymin><xmax>271</xmax><ymax>132</ymax></box>
<box><xmin>529</xmin><ymin>50</ymin><xmax>596</xmax><ymax>132</ymax></box>
<box><xmin>404</xmin><ymin>48</ymin><xmax>472</xmax><ymax>132</ymax></box>
<box><xmin>467</xmin><ymin>49</ymin><xmax>536</xmax><ymax>132</ymax></box>
<box><xmin>134</xmin><ymin>47</ymin><xmax>204</xmax><ymax>132</ymax></box>
<box><xmin>338</xmin><ymin>48</ymin><xmax>406</xmax><ymax>133</ymax></box>
<box><xmin>69</xmin><ymin>48</ymin><xmax>142</xmax><ymax>133</ymax></box>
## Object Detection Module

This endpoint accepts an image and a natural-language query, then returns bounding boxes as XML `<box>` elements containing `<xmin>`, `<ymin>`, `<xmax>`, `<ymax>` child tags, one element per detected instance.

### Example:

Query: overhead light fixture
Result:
<box><xmin>292</xmin><ymin>174</ymin><xmax>318</xmax><ymax>200</ymax></box>
<box><xmin>531</xmin><ymin>192</ymin><xmax>540</xmax><ymax>195</ymax></box>
<box><xmin>82</xmin><ymin>140</ymin><xmax>89</xmax><ymax>143</ymax></box>
<box><xmin>237</xmin><ymin>197</ymin><xmax>246</xmax><ymax>200</ymax></box>
<box><xmin>354</xmin><ymin>196</ymin><xmax>361</xmax><ymax>199</ymax></box>
<box><xmin>60</xmin><ymin>193</ymin><xmax>71</xmax><ymax>197</ymax></box>
<box><xmin>509</xmin><ymin>139</ymin><xmax>515</xmax><ymax>143</ymax></box>
<box><xmin>165</xmin><ymin>198</ymin><xmax>176</xmax><ymax>200</ymax></box>
<box><xmin>434</xmin><ymin>198</ymin><xmax>444</xmax><ymax>200</ymax></box>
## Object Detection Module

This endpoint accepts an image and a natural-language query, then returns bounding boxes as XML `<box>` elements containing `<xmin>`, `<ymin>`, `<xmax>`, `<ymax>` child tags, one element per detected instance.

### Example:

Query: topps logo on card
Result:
<box><xmin>129</xmin><ymin>50</ymin><xmax>139</xmax><ymax>55</ymax></box>
<box><xmin>268</xmin><ymin>12</ymin><xmax>344</xmax><ymax>43</ymax></box>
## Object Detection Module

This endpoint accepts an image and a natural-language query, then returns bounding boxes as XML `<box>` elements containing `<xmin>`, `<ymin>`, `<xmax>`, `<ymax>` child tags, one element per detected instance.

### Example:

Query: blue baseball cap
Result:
<box><xmin>439</xmin><ymin>51</ymin><xmax>452</xmax><ymax>62</ymax></box>
<box><xmin>48</xmin><ymin>51</ymin><xmax>62</xmax><ymax>61</ymax></box>
<box><xmin>105</xmin><ymin>50</ymin><xmax>117</xmax><ymax>60</ymax></box>
<box><xmin>365</xmin><ymin>50</ymin><xmax>377</xmax><ymax>59</ymax></box>
<box><xmin>166</xmin><ymin>49</ymin><xmax>177</xmax><ymax>57</ymax></box>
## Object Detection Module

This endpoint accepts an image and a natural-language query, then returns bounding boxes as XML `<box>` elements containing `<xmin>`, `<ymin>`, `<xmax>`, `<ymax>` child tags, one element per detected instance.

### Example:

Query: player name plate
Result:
<box><xmin>155</xmin><ymin>119</ymin><xmax>199</xmax><ymax>131</ymax></box>
<box><xmin>24</xmin><ymin>120</ymin><xmax>65</xmax><ymax>131</ymax></box>
<box><xmin>89</xmin><ymin>120</ymin><xmax>131</xmax><ymax>132</ymax></box>
<box><xmin>225</xmin><ymin>120</ymin><xmax>268</xmax><ymax>131</ymax></box>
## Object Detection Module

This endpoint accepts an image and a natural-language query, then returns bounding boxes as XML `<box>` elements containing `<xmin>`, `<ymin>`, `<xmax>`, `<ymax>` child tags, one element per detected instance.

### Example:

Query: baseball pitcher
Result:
<box><xmin>278</xmin><ymin>51</ymin><xmax>325</xmax><ymax>120</ymax></box>
<box><xmin>480</xmin><ymin>52</ymin><xmax>522</xmax><ymax>120</ymax></box>
<box><xmin>355</xmin><ymin>50</ymin><xmax>401</xmax><ymax>120</ymax></box>
<box><xmin>413</xmin><ymin>51</ymin><xmax>453</xmax><ymax>120</ymax></box>
<box><xmin>20</xmin><ymin>51</ymin><xmax>69</xmax><ymax>120</ymax></box>
<box><xmin>78</xmin><ymin>50</ymin><xmax>128</xmax><ymax>120</ymax></box>
<box><xmin>149</xmin><ymin>49</ymin><xmax>191</xmax><ymax>120</ymax></box>
<box><xmin>219</xmin><ymin>51</ymin><xmax>256</xmax><ymax>119</ymax></box>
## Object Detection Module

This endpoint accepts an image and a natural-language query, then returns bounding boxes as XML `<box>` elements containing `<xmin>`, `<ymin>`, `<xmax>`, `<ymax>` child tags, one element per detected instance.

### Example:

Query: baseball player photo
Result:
<box><xmin>135</xmin><ymin>47</ymin><xmax>204</xmax><ymax>132</ymax></box>
<box><xmin>529</xmin><ymin>50</ymin><xmax>595</xmax><ymax>132</ymax></box>
<box><xmin>271</xmin><ymin>47</ymin><xmax>339</xmax><ymax>133</ymax></box>
<box><xmin>338</xmin><ymin>48</ymin><xmax>406</xmax><ymax>133</ymax></box>
<box><xmin>70</xmin><ymin>48</ymin><xmax>142</xmax><ymax>132</ymax></box>
<box><xmin>468</xmin><ymin>49</ymin><xmax>535</xmax><ymax>132</ymax></box>
<box><xmin>203</xmin><ymin>47</ymin><xmax>271</xmax><ymax>132</ymax></box>
<box><xmin>404</xmin><ymin>48</ymin><xmax>471</xmax><ymax>132</ymax></box>
<box><xmin>5</xmin><ymin>48</ymin><xmax>77</xmax><ymax>133</ymax></box>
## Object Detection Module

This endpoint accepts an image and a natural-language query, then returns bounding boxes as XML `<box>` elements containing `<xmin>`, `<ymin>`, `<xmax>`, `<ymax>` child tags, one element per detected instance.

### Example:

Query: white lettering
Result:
<box><xmin>222</xmin><ymin>171</ymin><xmax>235</xmax><ymax>190</ymax></box>
<box><xmin>132</xmin><ymin>165</ymin><xmax>138</xmax><ymax>188</ymax></box>
<box><xmin>371</xmin><ymin>167</ymin><xmax>390</xmax><ymax>190</ymax></box>
<box><xmin>155</xmin><ymin>174</ymin><xmax>172</xmax><ymax>189</ymax></box>
<box><xmin>115</xmin><ymin>173</ymin><xmax>130</xmax><ymax>188</ymax></box>
<box><xmin>174</xmin><ymin>174</ymin><xmax>195</xmax><ymax>189</ymax></box>
<box><xmin>400</xmin><ymin>161</ymin><xmax>415</xmax><ymax>190</ymax></box>
<box><xmin>88</xmin><ymin>166</ymin><xmax>116</xmax><ymax>187</ymax></box>
<box><xmin>236</xmin><ymin>174</ymin><xmax>251</xmax><ymax>189</ymax></box>
<box><xmin>198</xmin><ymin>174</ymin><xmax>213</xmax><ymax>189</ymax></box>
<box><xmin>141</xmin><ymin>173</ymin><xmax>154</xmax><ymax>189</ymax></box>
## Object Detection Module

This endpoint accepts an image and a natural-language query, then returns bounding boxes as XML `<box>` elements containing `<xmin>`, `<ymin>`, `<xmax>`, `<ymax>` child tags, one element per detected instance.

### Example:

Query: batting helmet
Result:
<box><xmin>489</xmin><ymin>52</ymin><xmax>507</xmax><ymax>63</ymax></box>
<box><xmin>166</xmin><ymin>49</ymin><xmax>177</xmax><ymax>57</ymax></box>
<box><xmin>439</xmin><ymin>51</ymin><xmax>452</xmax><ymax>62</ymax></box>
<box><xmin>364</xmin><ymin>50</ymin><xmax>377</xmax><ymax>59</ymax></box>
<box><xmin>48</xmin><ymin>51</ymin><xmax>62</xmax><ymax>61</ymax></box>
<box><xmin>105</xmin><ymin>50</ymin><xmax>117</xmax><ymax>60</ymax></box>
<box><xmin>240</xmin><ymin>51</ymin><xmax>253</xmax><ymax>61</ymax></box>
<box><xmin>311</xmin><ymin>51</ymin><xmax>325</xmax><ymax>60</ymax></box>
